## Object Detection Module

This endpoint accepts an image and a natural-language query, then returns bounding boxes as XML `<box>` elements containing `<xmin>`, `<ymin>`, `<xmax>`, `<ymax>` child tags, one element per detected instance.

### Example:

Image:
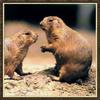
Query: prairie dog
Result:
<box><xmin>5</xmin><ymin>31</ymin><xmax>38</xmax><ymax>80</ymax></box>
<box><xmin>40</xmin><ymin>16</ymin><xmax>92</xmax><ymax>83</ymax></box>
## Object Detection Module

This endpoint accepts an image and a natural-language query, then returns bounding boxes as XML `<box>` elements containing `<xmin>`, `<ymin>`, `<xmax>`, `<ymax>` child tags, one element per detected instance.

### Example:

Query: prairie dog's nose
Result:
<box><xmin>32</xmin><ymin>33</ymin><xmax>38</xmax><ymax>43</ymax></box>
<box><xmin>40</xmin><ymin>21</ymin><xmax>43</xmax><ymax>26</ymax></box>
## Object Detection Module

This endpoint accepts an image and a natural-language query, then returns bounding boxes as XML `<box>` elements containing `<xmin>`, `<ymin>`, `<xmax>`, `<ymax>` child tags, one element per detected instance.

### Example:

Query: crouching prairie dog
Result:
<box><xmin>4</xmin><ymin>31</ymin><xmax>38</xmax><ymax>80</ymax></box>
<box><xmin>40</xmin><ymin>16</ymin><xmax>92</xmax><ymax>83</ymax></box>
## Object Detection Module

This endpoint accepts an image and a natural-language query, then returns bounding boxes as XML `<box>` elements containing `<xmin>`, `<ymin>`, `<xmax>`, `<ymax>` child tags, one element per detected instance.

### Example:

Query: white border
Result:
<box><xmin>3</xmin><ymin>3</ymin><xmax>97</xmax><ymax>98</ymax></box>
<box><xmin>3</xmin><ymin>3</ymin><xmax>4</xmax><ymax>98</ymax></box>
<box><xmin>96</xmin><ymin>2</ymin><xmax>97</xmax><ymax>98</ymax></box>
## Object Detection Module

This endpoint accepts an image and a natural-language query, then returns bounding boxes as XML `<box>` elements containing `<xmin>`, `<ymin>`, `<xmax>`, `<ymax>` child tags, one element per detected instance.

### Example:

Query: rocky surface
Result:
<box><xmin>4</xmin><ymin>65</ymin><xmax>96</xmax><ymax>97</ymax></box>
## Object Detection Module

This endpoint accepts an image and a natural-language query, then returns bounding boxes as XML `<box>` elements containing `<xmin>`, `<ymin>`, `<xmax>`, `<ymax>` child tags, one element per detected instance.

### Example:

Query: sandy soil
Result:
<box><xmin>3</xmin><ymin>21</ymin><xmax>97</xmax><ymax>97</ymax></box>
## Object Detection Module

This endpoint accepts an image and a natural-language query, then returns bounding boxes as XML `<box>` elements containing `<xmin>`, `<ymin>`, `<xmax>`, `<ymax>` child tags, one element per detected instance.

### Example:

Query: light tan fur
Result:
<box><xmin>5</xmin><ymin>31</ymin><xmax>38</xmax><ymax>80</ymax></box>
<box><xmin>40</xmin><ymin>16</ymin><xmax>92</xmax><ymax>83</ymax></box>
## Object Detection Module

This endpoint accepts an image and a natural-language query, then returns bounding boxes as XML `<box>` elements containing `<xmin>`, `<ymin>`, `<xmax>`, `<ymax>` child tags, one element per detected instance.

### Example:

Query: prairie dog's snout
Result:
<box><xmin>40</xmin><ymin>21</ymin><xmax>46</xmax><ymax>30</ymax></box>
<box><xmin>40</xmin><ymin>21</ymin><xmax>43</xmax><ymax>26</ymax></box>
<box><xmin>40</xmin><ymin>16</ymin><xmax>54</xmax><ymax>31</ymax></box>
<box><xmin>23</xmin><ymin>31</ymin><xmax>38</xmax><ymax>43</ymax></box>
<box><xmin>31</xmin><ymin>32</ymin><xmax>38</xmax><ymax>43</ymax></box>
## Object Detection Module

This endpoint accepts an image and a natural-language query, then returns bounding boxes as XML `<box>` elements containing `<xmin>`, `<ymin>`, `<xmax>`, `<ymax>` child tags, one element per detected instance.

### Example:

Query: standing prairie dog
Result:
<box><xmin>40</xmin><ymin>16</ymin><xmax>92</xmax><ymax>83</ymax></box>
<box><xmin>4</xmin><ymin>31</ymin><xmax>38</xmax><ymax>80</ymax></box>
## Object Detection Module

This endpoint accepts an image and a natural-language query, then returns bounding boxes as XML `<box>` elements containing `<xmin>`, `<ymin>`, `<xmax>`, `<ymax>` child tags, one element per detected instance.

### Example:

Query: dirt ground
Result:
<box><xmin>3</xmin><ymin>21</ymin><xmax>97</xmax><ymax>97</ymax></box>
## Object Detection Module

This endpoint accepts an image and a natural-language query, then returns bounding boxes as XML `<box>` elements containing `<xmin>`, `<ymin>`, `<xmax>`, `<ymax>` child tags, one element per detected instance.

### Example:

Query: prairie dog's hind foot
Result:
<box><xmin>50</xmin><ymin>68</ymin><xmax>59</xmax><ymax>76</ymax></box>
<box><xmin>49</xmin><ymin>75</ymin><xmax>60</xmax><ymax>81</ymax></box>
<box><xmin>11</xmin><ymin>75</ymin><xmax>23</xmax><ymax>80</ymax></box>
<box><xmin>15</xmin><ymin>64</ymin><xmax>32</xmax><ymax>76</ymax></box>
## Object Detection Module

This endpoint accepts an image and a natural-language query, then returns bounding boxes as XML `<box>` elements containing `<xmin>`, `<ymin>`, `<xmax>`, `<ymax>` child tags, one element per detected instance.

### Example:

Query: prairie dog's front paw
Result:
<box><xmin>40</xmin><ymin>45</ymin><xmax>47</xmax><ymax>52</ymax></box>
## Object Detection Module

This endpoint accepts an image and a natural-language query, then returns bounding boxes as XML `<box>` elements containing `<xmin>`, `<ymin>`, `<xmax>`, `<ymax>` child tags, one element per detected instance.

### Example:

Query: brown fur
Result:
<box><xmin>4</xmin><ymin>31</ymin><xmax>38</xmax><ymax>80</ymax></box>
<box><xmin>40</xmin><ymin>16</ymin><xmax>92</xmax><ymax>83</ymax></box>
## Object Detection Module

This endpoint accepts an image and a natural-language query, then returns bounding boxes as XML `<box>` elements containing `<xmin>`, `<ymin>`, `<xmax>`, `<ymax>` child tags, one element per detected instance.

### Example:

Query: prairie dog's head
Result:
<box><xmin>14</xmin><ymin>31</ymin><xmax>38</xmax><ymax>47</ymax></box>
<box><xmin>40</xmin><ymin>16</ymin><xmax>65</xmax><ymax>32</ymax></box>
<box><xmin>40</xmin><ymin>16</ymin><xmax>66</xmax><ymax>43</ymax></box>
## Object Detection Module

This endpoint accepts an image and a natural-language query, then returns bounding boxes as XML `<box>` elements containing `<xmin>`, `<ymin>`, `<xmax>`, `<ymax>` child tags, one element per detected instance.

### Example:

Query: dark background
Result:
<box><xmin>4</xmin><ymin>4</ymin><xmax>96</xmax><ymax>30</ymax></box>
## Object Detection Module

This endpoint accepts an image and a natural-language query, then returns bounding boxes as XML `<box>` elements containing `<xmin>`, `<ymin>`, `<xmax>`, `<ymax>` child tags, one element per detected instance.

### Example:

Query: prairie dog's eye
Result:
<box><xmin>25</xmin><ymin>32</ymin><xmax>31</xmax><ymax>35</ymax></box>
<box><xmin>48</xmin><ymin>19</ymin><xmax>53</xmax><ymax>22</ymax></box>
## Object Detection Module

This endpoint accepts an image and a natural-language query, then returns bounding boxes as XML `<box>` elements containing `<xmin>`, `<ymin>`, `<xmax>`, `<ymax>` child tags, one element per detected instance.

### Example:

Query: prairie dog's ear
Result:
<box><xmin>53</xmin><ymin>20</ymin><xmax>58</xmax><ymax>23</ymax></box>
<box><xmin>17</xmin><ymin>33</ymin><xmax>22</xmax><ymax>39</ymax></box>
